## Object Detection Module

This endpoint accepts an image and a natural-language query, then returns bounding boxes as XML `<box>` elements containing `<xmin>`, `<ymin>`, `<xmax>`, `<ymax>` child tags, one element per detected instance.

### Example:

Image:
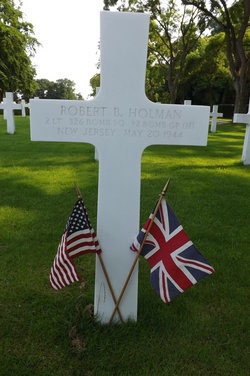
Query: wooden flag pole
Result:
<box><xmin>109</xmin><ymin>178</ymin><xmax>171</xmax><ymax>324</ymax></box>
<box><xmin>97</xmin><ymin>252</ymin><xmax>124</xmax><ymax>323</ymax></box>
<box><xmin>74</xmin><ymin>181</ymin><xmax>82</xmax><ymax>199</ymax></box>
<box><xmin>74</xmin><ymin>182</ymin><xmax>124</xmax><ymax>323</ymax></box>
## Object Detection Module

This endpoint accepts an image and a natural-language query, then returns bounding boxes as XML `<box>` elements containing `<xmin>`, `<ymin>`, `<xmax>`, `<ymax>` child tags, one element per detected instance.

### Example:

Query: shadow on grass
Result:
<box><xmin>0</xmin><ymin>118</ymin><xmax>250</xmax><ymax>375</ymax></box>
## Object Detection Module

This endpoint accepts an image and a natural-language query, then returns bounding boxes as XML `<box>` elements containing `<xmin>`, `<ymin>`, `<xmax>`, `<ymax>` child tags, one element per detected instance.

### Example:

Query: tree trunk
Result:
<box><xmin>168</xmin><ymin>66</ymin><xmax>177</xmax><ymax>104</ymax></box>
<box><xmin>233</xmin><ymin>67</ymin><xmax>249</xmax><ymax>113</ymax></box>
<box><xmin>182</xmin><ymin>0</ymin><xmax>250</xmax><ymax>114</ymax></box>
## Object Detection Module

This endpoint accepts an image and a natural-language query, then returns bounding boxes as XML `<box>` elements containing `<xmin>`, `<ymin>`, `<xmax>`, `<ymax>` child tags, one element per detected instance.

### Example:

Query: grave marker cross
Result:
<box><xmin>233</xmin><ymin>100</ymin><xmax>250</xmax><ymax>165</ymax></box>
<box><xmin>2</xmin><ymin>98</ymin><xmax>7</xmax><ymax>120</ymax></box>
<box><xmin>30</xmin><ymin>11</ymin><xmax>210</xmax><ymax>323</ymax></box>
<box><xmin>0</xmin><ymin>92</ymin><xmax>21</xmax><ymax>134</ymax></box>
<box><xmin>210</xmin><ymin>105</ymin><xmax>223</xmax><ymax>133</ymax></box>
<box><xmin>21</xmin><ymin>100</ymin><xmax>28</xmax><ymax>117</ymax></box>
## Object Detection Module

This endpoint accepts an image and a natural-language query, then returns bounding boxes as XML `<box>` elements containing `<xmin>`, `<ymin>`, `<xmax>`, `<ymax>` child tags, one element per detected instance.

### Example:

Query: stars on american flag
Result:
<box><xmin>50</xmin><ymin>199</ymin><xmax>101</xmax><ymax>291</ymax></box>
<box><xmin>67</xmin><ymin>201</ymin><xmax>89</xmax><ymax>234</ymax></box>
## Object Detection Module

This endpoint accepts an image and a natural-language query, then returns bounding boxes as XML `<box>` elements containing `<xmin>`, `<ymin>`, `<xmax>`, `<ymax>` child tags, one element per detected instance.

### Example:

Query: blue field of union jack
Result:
<box><xmin>131</xmin><ymin>198</ymin><xmax>215</xmax><ymax>303</ymax></box>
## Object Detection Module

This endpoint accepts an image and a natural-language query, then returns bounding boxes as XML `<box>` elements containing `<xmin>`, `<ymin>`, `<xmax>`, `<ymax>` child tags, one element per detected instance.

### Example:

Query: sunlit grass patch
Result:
<box><xmin>0</xmin><ymin>116</ymin><xmax>249</xmax><ymax>375</ymax></box>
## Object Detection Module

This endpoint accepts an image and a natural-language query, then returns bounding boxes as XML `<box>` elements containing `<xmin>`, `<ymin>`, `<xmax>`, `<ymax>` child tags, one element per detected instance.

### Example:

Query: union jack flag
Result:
<box><xmin>50</xmin><ymin>198</ymin><xmax>101</xmax><ymax>290</ymax></box>
<box><xmin>131</xmin><ymin>198</ymin><xmax>215</xmax><ymax>303</ymax></box>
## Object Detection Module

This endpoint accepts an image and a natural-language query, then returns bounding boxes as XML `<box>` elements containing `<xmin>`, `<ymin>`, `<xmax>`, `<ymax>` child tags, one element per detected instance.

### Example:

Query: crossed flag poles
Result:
<box><xmin>74</xmin><ymin>184</ymin><xmax>124</xmax><ymax>323</ymax></box>
<box><xmin>78</xmin><ymin>179</ymin><xmax>171</xmax><ymax>323</ymax></box>
<box><xmin>50</xmin><ymin>183</ymin><xmax>124</xmax><ymax>323</ymax></box>
<box><xmin>50</xmin><ymin>180</ymin><xmax>170</xmax><ymax>323</ymax></box>
<box><xmin>50</xmin><ymin>179</ymin><xmax>214</xmax><ymax>324</ymax></box>
<box><xmin>108</xmin><ymin>179</ymin><xmax>171</xmax><ymax>323</ymax></box>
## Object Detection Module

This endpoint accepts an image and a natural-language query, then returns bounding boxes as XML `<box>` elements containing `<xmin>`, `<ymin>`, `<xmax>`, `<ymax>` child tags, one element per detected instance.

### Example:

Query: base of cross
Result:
<box><xmin>241</xmin><ymin>125</ymin><xmax>250</xmax><ymax>164</ymax></box>
<box><xmin>107</xmin><ymin>179</ymin><xmax>171</xmax><ymax>324</ymax></box>
<box><xmin>233</xmin><ymin>103</ymin><xmax>250</xmax><ymax>165</ymax></box>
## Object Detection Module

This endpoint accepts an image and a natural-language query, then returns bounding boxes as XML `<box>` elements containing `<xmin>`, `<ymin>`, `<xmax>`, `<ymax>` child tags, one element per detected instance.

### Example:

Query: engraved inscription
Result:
<box><xmin>128</xmin><ymin>107</ymin><xmax>182</xmax><ymax>120</ymax></box>
<box><xmin>43</xmin><ymin>105</ymin><xmax>198</xmax><ymax>140</ymax></box>
<box><xmin>60</xmin><ymin>105</ymin><xmax>107</xmax><ymax>117</ymax></box>
<box><xmin>57</xmin><ymin>127</ymin><xmax>116</xmax><ymax>137</ymax></box>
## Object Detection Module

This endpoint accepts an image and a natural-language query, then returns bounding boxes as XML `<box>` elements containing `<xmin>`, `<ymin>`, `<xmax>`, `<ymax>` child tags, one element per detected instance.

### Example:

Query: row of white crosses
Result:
<box><xmin>30</xmin><ymin>11</ymin><xmax>210</xmax><ymax>323</ymax></box>
<box><xmin>95</xmin><ymin>87</ymin><xmax>100</xmax><ymax>161</ymax></box>
<box><xmin>184</xmin><ymin>100</ymin><xmax>224</xmax><ymax>132</ymax></box>
<box><xmin>184</xmin><ymin>98</ymin><xmax>250</xmax><ymax>164</ymax></box>
<box><xmin>234</xmin><ymin>99</ymin><xmax>250</xmax><ymax>165</ymax></box>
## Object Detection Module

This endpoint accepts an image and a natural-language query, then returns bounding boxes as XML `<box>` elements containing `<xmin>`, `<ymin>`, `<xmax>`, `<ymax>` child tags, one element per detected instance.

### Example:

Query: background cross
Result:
<box><xmin>210</xmin><ymin>105</ymin><xmax>223</xmax><ymax>133</ymax></box>
<box><xmin>21</xmin><ymin>99</ymin><xmax>28</xmax><ymax>117</ymax></box>
<box><xmin>0</xmin><ymin>92</ymin><xmax>21</xmax><ymax>134</ymax></box>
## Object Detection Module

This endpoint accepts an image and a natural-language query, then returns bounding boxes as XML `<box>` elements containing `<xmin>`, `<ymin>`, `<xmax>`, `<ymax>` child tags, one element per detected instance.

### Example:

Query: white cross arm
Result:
<box><xmin>30</xmin><ymin>99</ymin><xmax>210</xmax><ymax>149</ymax></box>
<box><xmin>210</xmin><ymin>105</ymin><xmax>223</xmax><ymax>118</ymax></box>
<box><xmin>12</xmin><ymin>103</ymin><xmax>22</xmax><ymax>110</ymax></box>
<box><xmin>210</xmin><ymin>111</ymin><xmax>223</xmax><ymax>117</ymax></box>
<box><xmin>0</xmin><ymin>101</ymin><xmax>21</xmax><ymax>110</ymax></box>
<box><xmin>233</xmin><ymin>113</ymin><xmax>250</xmax><ymax>124</ymax></box>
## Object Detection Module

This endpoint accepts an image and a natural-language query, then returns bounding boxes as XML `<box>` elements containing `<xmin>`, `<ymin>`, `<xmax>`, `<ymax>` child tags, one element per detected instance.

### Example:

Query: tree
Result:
<box><xmin>0</xmin><ymin>0</ymin><xmax>39</xmax><ymax>100</ymax></box>
<box><xmin>46</xmin><ymin>79</ymin><xmax>79</xmax><ymax>100</ymax></box>
<box><xmin>103</xmin><ymin>0</ymin><xmax>206</xmax><ymax>103</ymax></box>
<box><xmin>147</xmin><ymin>0</ymin><xmax>206</xmax><ymax>103</ymax></box>
<box><xmin>89</xmin><ymin>73</ymin><xmax>100</xmax><ymax>97</ymax></box>
<box><xmin>33</xmin><ymin>78</ymin><xmax>83</xmax><ymax>100</ymax></box>
<box><xmin>179</xmin><ymin>33</ymin><xmax>234</xmax><ymax>105</ymax></box>
<box><xmin>32</xmin><ymin>79</ymin><xmax>52</xmax><ymax>99</ymax></box>
<box><xmin>182</xmin><ymin>0</ymin><xmax>250</xmax><ymax>113</ymax></box>
<box><xmin>103</xmin><ymin>0</ymin><xmax>118</xmax><ymax>9</ymax></box>
<box><xmin>145</xmin><ymin>53</ymin><xmax>171</xmax><ymax>102</ymax></box>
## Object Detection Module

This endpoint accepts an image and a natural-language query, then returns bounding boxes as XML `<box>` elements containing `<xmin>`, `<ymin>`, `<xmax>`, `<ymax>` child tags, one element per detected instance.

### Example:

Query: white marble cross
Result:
<box><xmin>2</xmin><ymin>98</ymin><xmax>7</xmax><ymax>120</ymax></box>
<box><xmin>21</xmin><ymin>99</ymin><xmax>28</xmax><ymax>117</ymax></box>
<box><xmin>210</xmin><ymin>105</ymin><xmax>223</xmax><ymax>133</ymax></box>
<box><xmin>30</xmin><ymin>11</ymin><xmax>210</xmax><ymax>323</ymax></box>
<box><xmin>0</xmin><ymin>92</ymin><xmax>21</xmax><ymax>134</ymax></box>
<box><xmin>233</xmin><ymin>99</ymin><xmax>250</xmax><ymax>165</ymax></box>
<box><xmin>95</xmin><ymin>87</ymin><xmax>100</xmax><ymax>161</ymax></box>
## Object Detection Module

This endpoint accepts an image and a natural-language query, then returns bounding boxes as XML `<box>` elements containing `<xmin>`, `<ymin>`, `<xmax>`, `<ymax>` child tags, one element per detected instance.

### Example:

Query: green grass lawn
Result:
<box><xmin>0</xmin><ymin>115</ymin><xmax>249</xmax><ymax>375</ymax></box>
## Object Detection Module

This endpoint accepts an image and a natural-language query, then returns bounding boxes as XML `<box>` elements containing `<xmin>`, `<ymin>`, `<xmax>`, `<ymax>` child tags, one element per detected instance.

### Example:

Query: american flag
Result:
<box><xmin>131</xmin><ymin>198</ymin><xmax>215</xmax><ymax>303</ymax></box>
<box><xmin>50</xmin><ymin>199</ymin><xmax>101</xmax><ymax>290</ymax></box>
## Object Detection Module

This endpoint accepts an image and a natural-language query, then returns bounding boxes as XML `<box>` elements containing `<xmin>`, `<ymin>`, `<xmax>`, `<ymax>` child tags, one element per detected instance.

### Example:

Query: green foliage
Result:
<box><xmin>32</xmin><ymin>78</ymin><xmax>51</xmax><ymax>99</ymax></box>
<box><xmin>89</xmin><ymin>73</ymin><xmax>100</xmax><ymax>97</ymax></box>
<box><xmin>33</xmin><ymin>78</ymin><xmax>83</xmax><ymax>100</ymax></box>
<box><xmin>182</xmin><ymin>0</ymin><xmax>250</xmax><ymax>112</ymax></box>
<box><xmin>145</xmin><ymin>58</ymin><xmax>170</xmax><ymax>103</ymax></box>
<box><xmin>0</xmin><ymin>0</ymin><xmax>39</xmax><ymax>100</ymax></box>
<box><xmin>112</xmin><ymin>1</ymin><xmax>206</xmax><ymax>104</ymax></box>
<box><xmin>0</xmin><ymin>115</ymin><xmax>250</xmax><ymax>374</ymax></box>
<box><xmin>103</xmin><ymin>0</ymin><xmax>119</xmax><ymax>10</ymax></box>
<box><xmin>179</xmin><ymin>33</ymin><xmax>234</xmax><ymax>105</ymax></box>
<box><xmin>209</xmin><ymin>0</ymin><xmax>246</xmax><ymax>34</ymax></box>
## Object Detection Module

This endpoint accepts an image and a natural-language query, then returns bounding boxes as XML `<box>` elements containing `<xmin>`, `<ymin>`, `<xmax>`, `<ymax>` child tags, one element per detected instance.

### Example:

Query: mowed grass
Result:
<box><xmin>0</xmin><ymin>115</ymin><xmax>249</xmax><ymax>376</ymax></box>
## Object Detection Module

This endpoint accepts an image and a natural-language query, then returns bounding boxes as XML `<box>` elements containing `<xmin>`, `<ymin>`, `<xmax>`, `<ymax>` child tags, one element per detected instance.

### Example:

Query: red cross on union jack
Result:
<box><xmin>131</xmin><ymin>198</ymin><xmax>215</xmax><ymax>303</ymax></box>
